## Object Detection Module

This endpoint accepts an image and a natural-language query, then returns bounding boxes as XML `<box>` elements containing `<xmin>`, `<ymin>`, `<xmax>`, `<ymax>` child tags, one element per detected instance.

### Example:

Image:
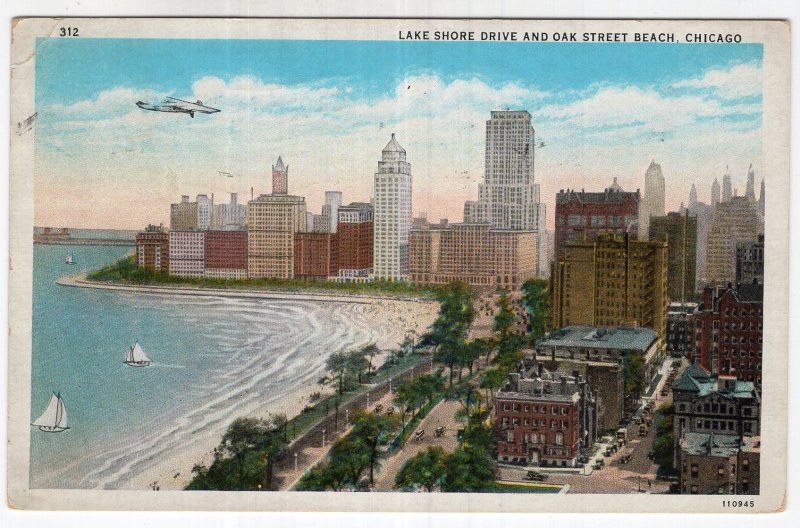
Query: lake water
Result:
<box><xmin>30</xmin><ymin>244</ymin><xmax>408</xmax><ymax>489</ymax></box>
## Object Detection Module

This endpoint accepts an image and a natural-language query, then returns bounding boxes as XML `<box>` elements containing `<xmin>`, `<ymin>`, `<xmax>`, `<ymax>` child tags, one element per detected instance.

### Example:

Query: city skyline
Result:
<box><xmin>34</xmin><ymin>39</ymin><xmax>763</xmax><ymax>229</ymax></box>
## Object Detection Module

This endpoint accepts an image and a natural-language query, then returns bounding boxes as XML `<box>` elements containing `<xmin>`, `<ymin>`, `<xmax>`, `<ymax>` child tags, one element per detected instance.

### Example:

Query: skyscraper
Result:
<box><xmin>638</xmin><ymin>160</ymin><xmax>665</xmax><ymax>241</ymax></box>
<box><xmin>272</xmin><ymin>156</ymin><xmax>288</xmax><ymax>195</ymax></box>
<box><xmin>711</xmin><ymin>178</ymin><xmax>721</xmax><ymax>210</ymax></box>
<box><xmin>689</xmin><ymin>183</ymin><xmax>698</xmax><ymax>208</ymax></box>
<box><xmin>464</xmin><ymin>110</ymin><xmax>539</xmax><ymax>230</ymax></box>
<box><xmin>705</xmin><ymin>197</ymin><xmax>762</xmax><ymax>286</ymax></box>
<box><xmin>323</xmin><ymin>191</ymin><xmax>342</xmax><ymax>233</ymax></box>
<box><xmin>373</xmin><ymin>133</ymin><xmax>412</xmax><ymax>281</ymax></box>
<box><xmin>745</xmin><ymin>163</ymin><xmax>756</xmax><ymax>202</ymax></box>
<box><xmin>649</xmin><ymin>212</ymin><xmax>698</xmax><ymax>302</ymax></box>
<box><xmin>722</xmin><ymin>166</ymin><xmax>732</xmax><ymax>203</ymax></box>
<box><xmin>463</xmin><ymin>109</ymin><xmax>549</xmax><ymax>276</ymax></box>
<box><xmin>758</xmin><ymin>178</ymin><xmax>765</xmax><ymax>217</ymax></box>
<box><xmin>196</xmin><ymin>194</ymin><xmax>213</xmax><ymax>230</ymax></box>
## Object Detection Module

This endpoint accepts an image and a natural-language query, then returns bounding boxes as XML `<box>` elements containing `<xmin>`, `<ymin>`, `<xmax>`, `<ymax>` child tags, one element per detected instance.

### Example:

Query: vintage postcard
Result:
<box><xmin>7</xmin><ymin>18</ymin><xmax>790</xmax><ymax>512</ymax></box>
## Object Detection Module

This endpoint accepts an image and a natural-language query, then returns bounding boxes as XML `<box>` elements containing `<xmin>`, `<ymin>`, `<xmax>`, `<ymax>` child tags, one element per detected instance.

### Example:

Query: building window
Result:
<box><xmin>691</xmin><ymin>464</ymin><xmax>699</xmax><ymax>478</ymax></box>
<box><xmin>555</xmin><ymin>432</ymin><xmax>563</xmax><ymax>446</ymax></box>
<box><xmin>742</xmin><ymin>459</ymin><xmax>750</xmax><ymax>471</ymax></box>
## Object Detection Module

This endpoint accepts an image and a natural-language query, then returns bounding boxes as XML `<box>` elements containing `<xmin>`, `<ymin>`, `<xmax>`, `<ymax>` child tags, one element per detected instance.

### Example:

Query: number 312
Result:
<box><xmin>59</xmin><ymin>27</ymin><xmax>79</xmax><ymax>37</ymax></box>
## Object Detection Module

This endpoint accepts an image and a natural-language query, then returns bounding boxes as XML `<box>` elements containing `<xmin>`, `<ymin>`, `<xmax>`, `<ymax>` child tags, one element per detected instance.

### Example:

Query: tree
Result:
<box><xmin>622</xmin><ymin>353</ymin><xmax>647</xmax><ymax>409</ymax></box>
<box><xmin>441</xmin><ymin>445</ymin><xmax>496</xmax><ymax>492</ymax></box>
<box><xmin>522</xmin><ymin>278</ymin><xmax>550</xmax><ymax>345</ymax></box>
<box><xmin>492</xmin><ymin>290</ymin><xmax>515</xmax><ymax>338</ymax></box>
<box><xmin>347</xmin><ymin>348</ymin><xmax>371</xmax><ymax>384</ymax></box>
<box><xmin>395</xmin><ymin>446</ymin><xmax>449</xmax><ymax>492</ymax></box>
<box><xmin>218</xmin><ymin>417</ymin><xmax>272</xmax><ymax>489</ymax></box>
<box><xmin>652</xmin><ymin>403</ymin><xmax>676</xmax><ymax>474</ymax></box>
<box><xmin>350</xmin><ymin>411</ymin><xmax>399</xmax><ymax>487</ymax></box>
<box><xmin>462</xmin><ymin>339</ymin><xmax>487</xmax><ymax>376</ymax></box>
<box><xmin>394</xmin><ymin>379</ymin><xmax>426</xmax><ymax>419</ymax></box>
<box><xmin>329</xmin><ymin>435</ymin><xmax>371</xmax><ymax>486</ymax></box>
<box><xmin>326</xmin><ymin>350</ymin><xmax>351</xmax><ymax>395</ymax></box>
<box><xmin>431</xmin><ymin>282</ymin><xmax>475</xmax><ymax>386</ymax></box>
<box><xmin>479</xmin><ymin>368</ymin><xmax>506</xmax><ymax>405</ymax></box>
<box><xmin>361</xmin><ymin>343</ymin><xmax>380</xmax><ymax>376</ymax></box>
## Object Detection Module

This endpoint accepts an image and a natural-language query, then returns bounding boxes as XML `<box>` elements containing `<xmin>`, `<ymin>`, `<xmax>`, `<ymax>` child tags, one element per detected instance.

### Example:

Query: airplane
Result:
<box><xmin>136</xmin><ymin>96</ymin><xmax>220</xmax><ymax>118</ymax></box>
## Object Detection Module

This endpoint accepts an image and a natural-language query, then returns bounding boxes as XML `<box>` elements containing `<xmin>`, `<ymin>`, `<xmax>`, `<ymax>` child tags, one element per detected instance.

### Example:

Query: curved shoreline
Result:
<box><xmin>57</xmin><ymin>273</ymin><xmax>437</xmax><ymax>306</ymax></box>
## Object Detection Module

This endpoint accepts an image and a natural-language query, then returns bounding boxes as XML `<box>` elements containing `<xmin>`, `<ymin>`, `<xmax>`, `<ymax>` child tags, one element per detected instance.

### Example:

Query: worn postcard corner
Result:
<box><xmin>6</xmin><ymin>17</ymin><xmax>790</xmax><ymax>513</ymax></box>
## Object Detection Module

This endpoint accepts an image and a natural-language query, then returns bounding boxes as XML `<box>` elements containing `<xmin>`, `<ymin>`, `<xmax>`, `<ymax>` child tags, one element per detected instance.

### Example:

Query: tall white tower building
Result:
<box><xmin>463</xmin><ymin>109</ymin><xmax>547</xmax><ymax>276</ymax></box>
<box><xmin>638</xmin><ymin>160</ymin><xmax>665</xmax><ymax>240</ymax></box>
<box><xmin>465</xmin><ymin>110</ymin><xmax>539</xmax><ymax>229</ymax></box>
<box><xmin>711</xmin><ymin>178</ymin><xmax>721</xmax><ymax>210</ymax></box>
<box><xmin>373</xmin><ymin>133</ymin><xmax>412</xmax><ymax>281</ymax></box>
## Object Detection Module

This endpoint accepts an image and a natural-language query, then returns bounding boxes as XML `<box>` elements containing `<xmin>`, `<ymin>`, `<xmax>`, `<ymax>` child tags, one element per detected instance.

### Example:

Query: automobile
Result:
<box><xmin>374</xmin><ymin>404</ymin><xmax>383</xmax><ymax>414</ymax></box>
<box><xmin>413</xmin><ymin>429</ymin><xmax>425</xmax><ymax>441</ymax></box>
<box><xmin>639</xmin><ymin>424</ymin><xmax>649</xmax><ymax>436</ymax></box>
<box><xmin>593</xmin><ymin>460</ymin><xmax>604</xmax><ymax>470</ymax></box>
<box><xmin>526</xmin><ymin>471</ymin><xmax>549</xmax><ymax>482</ymax></box>
<box><xmin>618</xmin><ymin>449</ymin><xmax>634</xmax><ymax>464</ymax></box>
<box><xmin>604</xmin><ymin>447</ymin><xmax>615</xmax><ymax>457</ymax></box>
<box><xmin>435</xmin><ymin>426</ymin><xmax>445</xmax><ymax>437</ymax></box>
<box><xmin>386</xmin><ymin>406</ymin><xmax>395</xmax><ymax>416</ymax></box>
<box><xmin>647</xmin><ymin>449</ymin><xmax>655</xmax><ymax>461</ymax></box>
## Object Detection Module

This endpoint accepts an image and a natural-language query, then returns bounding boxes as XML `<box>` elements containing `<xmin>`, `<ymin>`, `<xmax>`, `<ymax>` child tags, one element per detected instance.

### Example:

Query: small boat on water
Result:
<box><xmin>65</xmin><ymin>254</ymin><xmax>75</xmax><ymax>265</ymax></box>
<box><xmin>32</xmin><ymin>392</ymin><xmax>69</xmax><ymax>433</ymax></box>
<box><xmin>124</xmin><ymin>341</ymin><xmax>151</xmax><ymax>367</ymax></box>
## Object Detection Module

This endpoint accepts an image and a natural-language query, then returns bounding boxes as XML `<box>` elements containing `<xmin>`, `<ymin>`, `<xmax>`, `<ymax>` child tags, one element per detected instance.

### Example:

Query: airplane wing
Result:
<box><xmin>166</xmin><ymin>96</ymin><xmax>220</xmax><ymax>113</ymax></box>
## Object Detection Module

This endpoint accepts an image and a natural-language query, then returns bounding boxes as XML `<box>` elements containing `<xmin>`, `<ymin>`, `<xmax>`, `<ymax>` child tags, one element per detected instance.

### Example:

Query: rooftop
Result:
<box><xmin>672</xmin><ymin>363</ymin><xmax>757</xmax><ymax>398</ymax></box>
<box><xmin>537</xmin><ymin>326</ymin><xmax>658</xmax><ymax>352</ymax></box>
<box><xmin>497</xmin><ymin>364</ymin><xmax>586</xmax><ymax>403</ymax></box>
<box><xmin>680</xmin><ymin>432</ymin><xmax>742</xmax><ymax>457</ymax></box>
<box><xmin>556</xmin><ymin>188</ymin><xmax>640</xmax><ymax>205</ymax></box>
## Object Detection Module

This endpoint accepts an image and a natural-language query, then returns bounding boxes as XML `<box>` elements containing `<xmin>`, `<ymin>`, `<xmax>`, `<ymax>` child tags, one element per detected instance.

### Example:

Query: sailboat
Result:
<box><xmin>32</xmin><ymin>392</ymin><xmax>69</xmax><ymax>433</ymax></box>
<box><xmin>65</xmin><ymin>253</ymin><xmax>75</xmax><ymax>265</ymax></box>
<box><xmin>124</xmin><ymin>341</ymin><xmax>151</xmax><ymax>367</ymax></box>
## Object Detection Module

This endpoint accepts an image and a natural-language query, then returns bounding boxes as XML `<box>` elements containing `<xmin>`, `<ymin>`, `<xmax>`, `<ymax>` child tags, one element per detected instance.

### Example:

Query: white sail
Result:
<box><xmin>32</xmin><ymin>394</ymin><xmax>60</xmax><ymax>427</ymax></box>
<box><xmin>131</xmin><ymin>342</ymin><xmax>150</xmax><ymax>363</ymax></box>
<box><xmin>56</xmin><ymin>397</ymin><xmax>68</xmax><ymax>429</ymax></box>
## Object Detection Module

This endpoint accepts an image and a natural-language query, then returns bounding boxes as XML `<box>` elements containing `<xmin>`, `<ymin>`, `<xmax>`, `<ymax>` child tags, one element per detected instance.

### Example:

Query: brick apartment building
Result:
<box><xmin>135</xmin><ymin>225</ymin><xmax>169</xmax><ymax>273</ymax></box>
<box><xmin>679</xmin><ymin>433</ymin><xmax>760</xmax><ymax>495</ymax></box>
<box><xmin>551</xmin><ymin>233</ymin><xmax>669</xmax><ymax>343</ymax></box>
<box><xmin>554</xmin><ymin>184</ymin><xmax>640</xmax><ymax>257</ymax></box>
<box><xmin>168</xmin><ymin>230</ymin><xmax>205</xmax><ymax>278</ymax></box>
<box><xmin>204</xmin><ymin>230</ymin><xmax>247</xmax><ymax>279</ymax></box>
<box><xmin>686</xmin><ymin>283</ymin><xmax>763</xmax><ymax>390</ymax></box>
<box><xmin>409</xmin><ymin>221</ymin><xmax>537</xmax><ymax>290</ymax></box>
<box><xmin>294</xmin><ymin>232</ymin><xmax>338</xmax><ymax>279</ymax></box>
<box><xmin>494</xmin><ymin>362</ymin><xmax>597</xmax><ymax>467</ymax></box>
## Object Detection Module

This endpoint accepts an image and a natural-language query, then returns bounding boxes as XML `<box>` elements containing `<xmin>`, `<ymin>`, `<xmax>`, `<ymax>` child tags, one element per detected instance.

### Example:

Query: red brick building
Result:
<box><xmin>687</xmin><ymin>283</ymin><xmax>763</xmax><ymax>391</ymax></box>
<box><xmin>135</xmin><ymin>225</ymin><xmax>169</xmax><ymax>273</ymax></box>
<box><xmin>494</xmin><ymin>364</ymin><xmax>597</xmax><ymax>468</ymax></box>
<box><xmin>204</xmin><ymin>230</ymin><xmax>248</xmax><ymax>279</ymax></box>
<box><xmin>294</xmin><ymin>232</ymin><xmax>338</xmax><ymax>279</ymax></box>
<box><xmin>337</xmin><ymin>221</ymin><xmax>373</xmax><ymax>273</ymax></box>
<box><xmin>554</xmin><ymin>185</ymin><xmax>640</xmax><ymax>257</ymax></box>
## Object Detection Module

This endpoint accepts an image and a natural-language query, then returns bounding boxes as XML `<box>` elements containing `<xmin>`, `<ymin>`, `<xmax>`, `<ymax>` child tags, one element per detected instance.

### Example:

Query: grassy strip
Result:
<box><xmin>87</xmin><ymin>256</ymin><xmax>440</xmax><ymax>297</ymax></box>
<box><xmin>282</xmin><ymin>352</ymin><xmax>430</xmax><ymax>445</ymax></box>
<box><xmin>387</xmin><ymin>395</ymin><xmax>445</xmax><ymax>453</ymax></box>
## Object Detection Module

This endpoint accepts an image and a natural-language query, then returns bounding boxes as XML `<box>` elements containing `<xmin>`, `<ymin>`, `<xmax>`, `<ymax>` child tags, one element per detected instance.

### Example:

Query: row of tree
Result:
<box><xmin>395</xmin><ymin>408</ymin><xmax>496</xmax><ymax>492</ymax></box>
<box><xmin>296</xmin><ymin>411</ymin><xmax>399</xmax><ymax>490</ymax></box>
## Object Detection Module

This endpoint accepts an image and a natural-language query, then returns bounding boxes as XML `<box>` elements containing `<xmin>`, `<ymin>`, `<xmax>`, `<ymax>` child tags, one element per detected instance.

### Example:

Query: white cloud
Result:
<box><xmin>35</xmin><ymin>70</ymin><xmax>763</xmax><ymax>230</ymax></box>
<box><xmin>671</xmin><ymin>62</ymin><xmax>762</xmax><ymax>99</ymax></box>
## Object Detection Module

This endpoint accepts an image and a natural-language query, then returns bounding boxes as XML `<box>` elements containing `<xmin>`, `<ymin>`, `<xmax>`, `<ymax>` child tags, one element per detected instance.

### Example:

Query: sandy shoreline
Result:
<box><xmin>57</xmin><ymin>273</ymin><xmax>435</xmax><ymax>305</ymax></box>
<box><xmin>56</xmin><ymin>273</ymin><xmax>440</xmax><ymax>491</ymax></box>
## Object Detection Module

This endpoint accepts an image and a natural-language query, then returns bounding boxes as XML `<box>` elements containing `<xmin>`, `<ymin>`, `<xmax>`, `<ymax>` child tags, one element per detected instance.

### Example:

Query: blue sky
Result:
<box><xmin>34</xmin><ymin>38</ymin><xmax>763</xmax><ymax>229</ymax></box>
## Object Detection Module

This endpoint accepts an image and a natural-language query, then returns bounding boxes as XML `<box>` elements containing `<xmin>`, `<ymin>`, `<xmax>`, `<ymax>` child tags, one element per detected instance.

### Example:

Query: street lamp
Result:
<box><xmin>345</xmin><ymin>409</ymin><xmax>349</xmax><ymax>425</ymax></box>
<box><xmin>367</xmin><ymin>392</ymin><xmax>370</xmax><ymax>409</ymax></box>
<box><xmin>322</xmin><ymin>428</ymin><xmax>326</xmax><ymax>448</ymax></box>
<box><xmin>294</xmin><ymin>452</ymin><xmax>298</xmax><ymax>471</ymax></box>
